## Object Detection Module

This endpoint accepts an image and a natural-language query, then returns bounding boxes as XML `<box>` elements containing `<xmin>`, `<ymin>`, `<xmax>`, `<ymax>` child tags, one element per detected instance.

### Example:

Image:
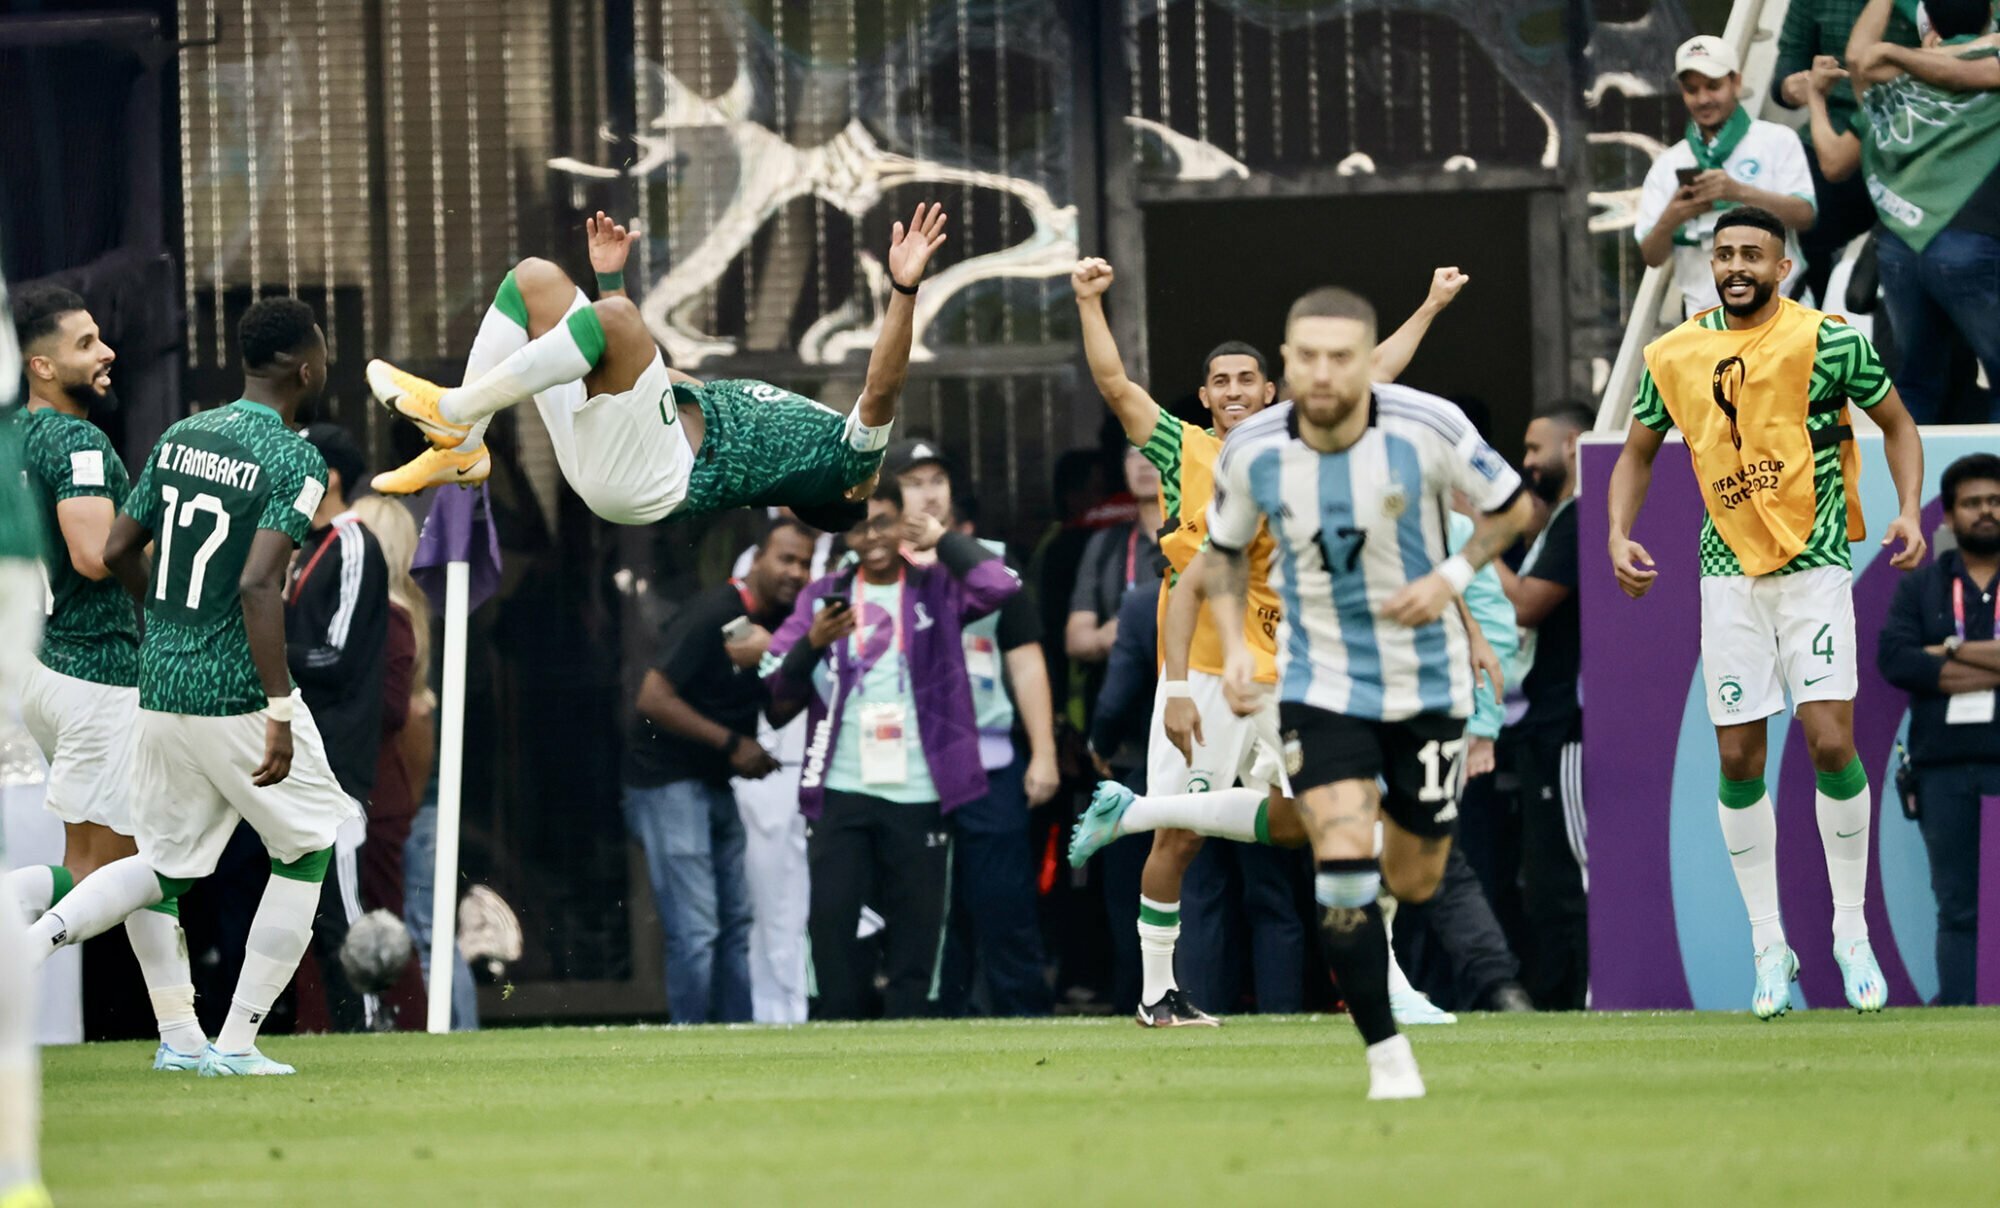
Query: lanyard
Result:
<box><xmin>729</xmin><ymin>577</ymin><xmax>759</xmax><ymax>616</ymax></box>
<box><xmin>851</xmin><ymin>568</ymin><xmax>908</xmax><ymax>692</ymax></box>
<box><xmin>1124</xmin><ymin>526</ymin><xmax>1140</xmax><ymax>589</ymax></box>
<box><xmin>1952</xmin><ymin>575</ymin><xmax>1998</xmax><ymax>642</ymax></box>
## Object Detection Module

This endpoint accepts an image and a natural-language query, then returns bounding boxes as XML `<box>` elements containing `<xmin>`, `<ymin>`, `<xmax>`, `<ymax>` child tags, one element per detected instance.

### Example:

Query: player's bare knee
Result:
<box><xmin>1266</xmin><ymin>798</ymin><xmax>1309</xmax><ymax>847</ymax></box>
<box><xmin>1151</xmin><ymin>828</ymin><xmax>1204</xmax><ymax>868</ymax></box>
<box><xmin>1804</xmin><ymin>729</ymin><xmax>1855</xmax><ymax>772</ymax></box>
<box><xmin>591</xmin><ymin>294</ymin><xmax>643</xmax><ymax>335</ymax></box>
<box><xmin>1383</xmin><ymin>863</ymin><xmax>1442</xmax><ymax>905</ymax></box>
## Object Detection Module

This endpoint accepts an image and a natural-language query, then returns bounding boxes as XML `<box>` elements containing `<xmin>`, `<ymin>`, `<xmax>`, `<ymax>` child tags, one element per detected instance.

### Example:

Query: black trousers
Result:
<box><xmin>1395</xmin><ymin>842</ymin><xmax>1522</xmax><ymax>1012</ymax></box>
<box><xmin>1514</xmin><ymin>723</ymin><xmax>1589</xmax><ymax>1010</ymax></box>
<box><xmin>1913</xmin><ymin>762</ymin><xmax>1999</xmax><ymax>1006</ymax></box>
<box><xmin>807</xmin><ymin>791</ymin><xmax>952</xmax><ymax>1020</ymax></box>
<box><xmin>1181</xmin><ymin>840</ymin><xmax>1308</xmax><ymax>1014</ymax></box>
<box><xmin>1796</xmin><ymin>153</ymin><xmax>1879</xmax><ymax>308</ymax></box>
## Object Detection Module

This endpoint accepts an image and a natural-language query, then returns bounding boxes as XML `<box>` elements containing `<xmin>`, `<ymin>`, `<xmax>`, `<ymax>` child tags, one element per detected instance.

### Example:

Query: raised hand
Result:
<box><xmin>903</xmin><ymin>509</ymin><xmax>947</xmax><ymax>553</ymax></box>
<box><xmin>586</xmin><ymin>211</ymin><xmax>641</xmax><ymax>277</ymax></box>
<box><xmin>1427</xmin><ymin>267</ymin><xmax>1470</xmax><ymax>310</ymax></box>
<box><xmin>887</xmin><ymin>202</ymin><xmax>949</xmax><ymax>290</ymax></box>
<box><xmin>1072</xmin><ymin>257</ymin><xmax>1115</xmax><ymax>301</ymax></box>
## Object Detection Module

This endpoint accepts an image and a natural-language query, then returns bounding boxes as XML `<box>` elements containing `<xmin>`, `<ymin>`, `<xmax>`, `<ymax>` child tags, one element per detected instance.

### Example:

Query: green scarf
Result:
<box><xmin>1671</xmin><ymin>107</ymin><xmax>1752</xmax><ymax>244</ymax></box>
<box><xmin>1685</xmin><ymin>105</ymin><xmax>1752</xmax><ymax>175</ymax></box>
<box><xmin>1856</xmin><ymin>41</ymin><xmax>2000</xmax><ymax>252</ymax></box>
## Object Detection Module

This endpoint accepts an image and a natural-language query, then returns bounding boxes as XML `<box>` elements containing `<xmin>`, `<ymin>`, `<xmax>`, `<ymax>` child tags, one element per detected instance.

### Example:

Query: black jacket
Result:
<box><xmin>1877</xmin><ymin>550</ymin><xmax>2000</xmax><ymax>767</ymax></box>
<box><xmin>286</xmin><ymin>511</ymin><xmax>390</xmax><ymax>802</ymax></box>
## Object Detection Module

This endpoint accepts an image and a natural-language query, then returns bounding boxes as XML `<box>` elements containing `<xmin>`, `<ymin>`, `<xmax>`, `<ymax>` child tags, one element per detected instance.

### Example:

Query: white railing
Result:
<box><xmin>1595</xmin><ymin>0</ymin><xmax>1793</xmax><ymax>431</ymax></box>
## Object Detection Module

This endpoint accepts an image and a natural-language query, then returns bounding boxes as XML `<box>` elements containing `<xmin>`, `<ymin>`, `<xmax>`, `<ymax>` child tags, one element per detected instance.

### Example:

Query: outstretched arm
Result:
<box><xmin>1370</xmin><ymin>267</ymin><xmax>1469</xmax><ymax>383</ymax></box>
<box><xmin>856</xmin><ymin>203</ymin><xmax>949</xmax><ymax>428</ymax></box>
<box><xmin>1871</xmin><ymin>386</ymin><xmax>1928</xmax><ymax>571</ymax></box>
<box><xmin>1071</xmin><ymin>258</ymin><xmax>1164</xmax><ymax>446</ymax></box>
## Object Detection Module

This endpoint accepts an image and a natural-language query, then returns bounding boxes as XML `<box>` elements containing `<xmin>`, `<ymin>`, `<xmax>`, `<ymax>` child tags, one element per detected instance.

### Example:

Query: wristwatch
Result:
<box><xmin>1944</xmin><ymin>635</ymin><xmax>1964</xmax><ymax>660</ymax></box>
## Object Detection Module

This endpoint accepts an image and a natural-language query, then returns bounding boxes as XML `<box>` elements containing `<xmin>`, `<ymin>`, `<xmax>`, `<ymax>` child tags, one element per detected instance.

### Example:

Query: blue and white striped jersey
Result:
<box><xmin>1206</xmin><ymin>384</ymin><xmax>1523</xmax><ymax>722</ymax></box>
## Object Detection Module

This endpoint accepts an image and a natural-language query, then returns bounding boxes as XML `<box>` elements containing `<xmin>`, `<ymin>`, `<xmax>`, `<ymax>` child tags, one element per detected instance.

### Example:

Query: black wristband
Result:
<box><xmin>720</xmin><ymin>731</ymin><xmax>742</xmax><ymax>755</ymax></box>
<box><xmin>891</xmin><ymin>277</ymin><xmax>919</xmax><ymax>296</ymax></box>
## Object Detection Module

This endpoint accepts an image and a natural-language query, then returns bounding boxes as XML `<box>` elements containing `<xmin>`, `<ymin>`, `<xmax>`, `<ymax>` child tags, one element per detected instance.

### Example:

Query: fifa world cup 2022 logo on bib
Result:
<box><xmin>1706</xmin><ymin>356</ymin><xmax>1788</xmax><ymax>510</ymax></box>
<box><xmin>1717</xmin><ymin>676</ymin><xmax>1745</xmax><ymax>717</ymax></box>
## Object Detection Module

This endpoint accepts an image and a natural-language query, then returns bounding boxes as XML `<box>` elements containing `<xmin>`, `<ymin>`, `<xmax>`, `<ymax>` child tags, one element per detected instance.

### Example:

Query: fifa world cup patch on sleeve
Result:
<box><xmin>294</xmin><ymin>476</ymin><xmax>326</xmax><ymax>518</ymax></box>
<box><xmin>70</xmin><ymin>449</ymin><xmax>105</xmax><ymax>487</ymax></box>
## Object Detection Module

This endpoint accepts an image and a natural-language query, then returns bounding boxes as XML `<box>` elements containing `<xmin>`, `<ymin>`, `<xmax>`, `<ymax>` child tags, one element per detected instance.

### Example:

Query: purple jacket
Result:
<box><xmin>764</xmin><ymin>533</ymin><xmax>1021</xmax><ymax>817</ymax></box>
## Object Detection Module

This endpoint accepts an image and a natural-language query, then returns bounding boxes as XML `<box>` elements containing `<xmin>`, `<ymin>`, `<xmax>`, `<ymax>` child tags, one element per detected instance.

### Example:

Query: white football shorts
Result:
<box><xmin>1699</xmin><ymin>564</ymin><xmax>1857</xmax><ymax>726</ymax></box>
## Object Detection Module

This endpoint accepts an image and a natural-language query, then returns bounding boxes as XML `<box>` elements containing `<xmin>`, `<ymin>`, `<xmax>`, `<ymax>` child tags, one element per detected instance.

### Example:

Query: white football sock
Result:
<box><xmin>439</xmin><ymin>301</ymin><xmax>599</xmax><ymax>426</ymax></box>
<box><xmin>1718</xmin><ymin>796</ymin><xmax>1785</xmax><ymax>953</ymax></box>
<box><xmin>1118</xmin><ymin>788</ymin><xmax>1266</xmax><ymax>843</ymax></box>
<box><xmin>2</xmin><ymin>866</ymin><xmax>54</xmax><ymax>920</ymax></box>
<box><xmin>451</xmin><ymin>287</ymin><xmax>559</xmax><ymax>450</ymax></box>
<box><xmin>1816</xmin><ymin>779</ymin><xmax>1872</xmax><ymax>944</ymax></box>
<box><xmin>123</xmin><ymin>910</ymin><xmax>206</xmax><ymax>1055</ymax></box>
<box><xmin>1137</xmin><ymin>896</ymin><xmax>1180</xmax><ymax>1005</ymax></box>
<box><xmin>0</xmin><ymin>886</ymin><xmax>39</xmax><ymax>1194</ymax></box>
<box><xmin>23</xmin><ymin>857</ymin><xmax>162</xmax><ymax>967</ymax></box>
<box><xmin>216</xmin><ymin>875</ymin><xmax>319</xmax><ymax>1054</ymax></box>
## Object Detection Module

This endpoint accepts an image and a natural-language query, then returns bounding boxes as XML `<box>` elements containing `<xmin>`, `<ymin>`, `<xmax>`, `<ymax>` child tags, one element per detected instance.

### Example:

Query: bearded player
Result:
<box><xmin>1607</xmin><ymin>206</ymin><xmax>1927</xmax><ymax>1017</ymax></box>
<box><xmin>367</xmin><ymin>205</ymin><xmax>948</xmax><ymax>533</ymax></box>
<box><xmin>2</xmin><ymin>288</ymin><xmax>209</xmax><ymax>1068</ymax></box>
<box><xmin>1066</xmin><ymin>255</ymin><xmax>1467</xmax><ymax>1027</ymax></box>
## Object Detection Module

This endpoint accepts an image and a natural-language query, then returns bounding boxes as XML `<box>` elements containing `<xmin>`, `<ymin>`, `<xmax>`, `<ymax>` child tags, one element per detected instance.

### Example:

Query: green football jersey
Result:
<box><xmin>123</xmin><ymin>400</ymin><xmax>327</xmax><ymax>716</ymax></box>
<box><xmin>0</xmin><ymin>409</ymin><xmax>35</xmax><ymax>563</ymax></box>
<box><xmin>25</xmin><ymin>408</ymin><xmax>139</xmax><ymax>686</ymax></box>
<box><xmin>1632</xmin><ymin>313</ymin><xmax>1891</xmax><ymax>577</ymax></box>
<box><xmin>675</xmin><ymin>379</ymin><xmax>884</xmax><ymax>520</ymax></box>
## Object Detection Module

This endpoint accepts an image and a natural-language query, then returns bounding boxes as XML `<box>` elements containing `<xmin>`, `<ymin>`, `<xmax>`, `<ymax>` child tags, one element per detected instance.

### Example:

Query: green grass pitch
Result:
<box><xmin>42</xmin><ymin>1009</ymin><xmax>2000</xmax><ymax>1205</ymax></box>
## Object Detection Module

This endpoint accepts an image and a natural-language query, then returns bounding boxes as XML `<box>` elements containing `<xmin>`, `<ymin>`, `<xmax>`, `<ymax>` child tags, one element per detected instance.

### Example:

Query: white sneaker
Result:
<box><xmin>1365</xmin><ymin>1033</ymin><xmax>1427</xmax><ymax>1100</ymax></box>
<box><xmin>1391</xmin><ymin>988</ymin><xmax>1458</xmax><ymax>1025</ymax></box>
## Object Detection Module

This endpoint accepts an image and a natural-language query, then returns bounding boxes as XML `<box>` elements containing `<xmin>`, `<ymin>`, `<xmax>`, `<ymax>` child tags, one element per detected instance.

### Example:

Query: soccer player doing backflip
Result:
<box><xmin>366</xmin><ymin>205</ymin><xmax>949</xmax><ymax>532</ymax></box>
<box><xmin>1607</xmin><ymin>206</ymin><xmax>1926</xmax><ymax>1018</ymax></box>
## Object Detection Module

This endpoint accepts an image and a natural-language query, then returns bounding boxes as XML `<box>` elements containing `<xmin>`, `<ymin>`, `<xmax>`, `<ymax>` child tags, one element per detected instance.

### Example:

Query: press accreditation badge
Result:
<box><xmin>1946</xmin><ymin>690</ymin><xmax>1996</xmax><ymax>726</ymax></box>
<box><xmin>963</xmin><ymin>634</ymin><xmax>1000</xmax><ymax>692</ymax></box>
<box><xmin>859</xmin><ymin>701</ymin><xmax>910</xmax><ymax>785</ymax></box>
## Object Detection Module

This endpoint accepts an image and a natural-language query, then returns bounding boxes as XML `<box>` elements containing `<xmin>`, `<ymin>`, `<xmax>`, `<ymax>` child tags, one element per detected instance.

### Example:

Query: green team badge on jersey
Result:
<box><xmin>1717</xmin><ymin>677</ymin><xmax>1744</xmax><ymax>716</ymax></box>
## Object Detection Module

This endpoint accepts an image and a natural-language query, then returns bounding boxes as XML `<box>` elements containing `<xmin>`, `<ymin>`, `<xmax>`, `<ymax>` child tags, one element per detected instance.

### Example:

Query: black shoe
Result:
<box><xmin>1136</xmin><ymin>988</ymin><xmax>1222</xmax><ymax>1028</ymax></box>
<box><xmin>1483</xmin><ymin>981</ymin><xmax>1536</xmax><ymax>1013</ymax></box>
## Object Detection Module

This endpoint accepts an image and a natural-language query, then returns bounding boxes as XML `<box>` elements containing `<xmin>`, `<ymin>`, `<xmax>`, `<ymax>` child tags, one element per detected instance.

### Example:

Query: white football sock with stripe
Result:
<box><xmin>1137</xmin><ymin>896</ymin><xmax>1180</xmax><ymax>1006</ymax></box>
<box><xmin>123</xmin><ymin>911</ymin><xmax>206</xmax><ymax>1055</ymax></box>
<box><xmin>439</xmin><ymin>302</ymin><xmax>599</xmax><ymax>427</ymax></box>
<box><xmin>1118</xmin><ymin>788</ymin><xmax>1265</xmax><ymax>843</ymax></box>
<box><xmin>23</xmin><ymin>857</ymin><xmax>162</xmax><ymax>967</ymax></box>
<box><xmin>217</xmin><ymin>875</ymin><xmax>319</xmax><ymax>1054</ymax></box>
<box><xmin>1718</xmin><ymin>790</ymin><xmax>1785</xmax><ymax>953</ymax></box>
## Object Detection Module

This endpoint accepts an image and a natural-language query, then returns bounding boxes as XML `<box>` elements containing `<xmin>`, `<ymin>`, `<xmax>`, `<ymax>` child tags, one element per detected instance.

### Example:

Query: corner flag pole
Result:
<box><xmin>427</xmin><ymin>558</ymin><xmax>470</xmax><ymax>1034</ymax></box>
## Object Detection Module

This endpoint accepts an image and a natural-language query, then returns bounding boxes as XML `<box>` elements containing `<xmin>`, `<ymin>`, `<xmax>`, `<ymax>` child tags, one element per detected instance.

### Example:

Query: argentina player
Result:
<box><xmin>1204</xmin><ymin>287</ymin><xmax>1533</xmax><ymax>1099</ymax></box>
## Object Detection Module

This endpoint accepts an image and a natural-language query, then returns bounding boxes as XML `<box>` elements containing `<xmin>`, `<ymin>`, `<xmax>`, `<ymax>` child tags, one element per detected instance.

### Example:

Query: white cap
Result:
<box><xmin>1674</xmin><ymin>36</ymin><xmax>1740</xmax><ymax>80</ymax></box>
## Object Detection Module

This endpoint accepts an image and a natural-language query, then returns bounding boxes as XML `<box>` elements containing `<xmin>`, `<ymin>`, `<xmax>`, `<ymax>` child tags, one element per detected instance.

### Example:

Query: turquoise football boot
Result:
<box><xmin>199</xmin><ymin>1045</ymin><xmax>296</xmax><ymax>1077</ymax></box>
<box><xmin>1833</xmin><ymin>937</ymin><xmax>1888</xmax><ymax>1013</ymax></box>
<box><xmin>1751</xmin><ymin>943</ymin><xmax>1799</xmax><ymax>1019</ymax></box>
<box><xmin>1068</xmin><ymin>781</ymin><xmax>1136</xmax><ymax>868</ymax></box>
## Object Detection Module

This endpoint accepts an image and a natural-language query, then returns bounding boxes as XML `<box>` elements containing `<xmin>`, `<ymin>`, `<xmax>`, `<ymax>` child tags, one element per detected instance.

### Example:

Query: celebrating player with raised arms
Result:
<box><xmin>20</xmin><ymin>299</ymin><xmax>359</xmax><ymax>1077</ymax></box>
<box><xmin>1201</xmin><ymin>286</ymin><xmax>1533</xmax><ymax>1098</ymax></box>
<box><xmin>1063</xmin><ymin>255</ymin><xmax>1469</xmax><ymax>1029</ymax></box>
<box><xmin>1607</xmin><ymin>206</ymin><xmax>1927</xmax><ymax>1018</ymax></box>
<box><xmin>367</xmin><ymin>205</ymin><xmax>948</xmax><ymax>534</ymax></box>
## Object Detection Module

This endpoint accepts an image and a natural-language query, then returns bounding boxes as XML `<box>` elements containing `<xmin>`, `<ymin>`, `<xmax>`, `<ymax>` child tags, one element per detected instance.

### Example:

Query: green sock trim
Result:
<box><xmin>47</xmin><ymin>865</ymin><xmax>74</xmax><ymax>906</ymax></box>
<box><xmin>156</xmin><ymin>873</ymin><xmax>196</xmax><ymax>900</ymax></box>
<box><xmin>565</xmin><ymin>306</ymin><xmax>608</xmax><ymax>368</ymax></box>
<box><xmin>1254</xmin><ymin>800</ymin><xmax>1271</xmax><ymax>846</ymax></box>
<box><xmin>492</xmin><ymin>271</ymin><xmax>529</xmax><ymax>328</ymax></box>
<box><xmin>594</xmin><ymin>270</ymin><xmax>625</xmax><ymax>293</ymax></box>
<box><xmin>1138</xmin><ymin>902</ymin><xmax>1180</xmax><ymax>928</ymax></box>
<box><xmin>1718</xmin><ymin>776</ymin><xmax>1767</xmax><ymax>810</ymax></box>
<box><xmin>271</xmin><ymin>848</ymin><xmax>332</xmax><ymax>884</ymax></box>
<box><xmin>1816</xmin><ymin>756</ymin><xmax>1869</xmax><ymax>801</ymax></box>
<box><xmin>146</xmin><ymin>897</ymin><xmax>180</xmax><ymax>918</ymax></box>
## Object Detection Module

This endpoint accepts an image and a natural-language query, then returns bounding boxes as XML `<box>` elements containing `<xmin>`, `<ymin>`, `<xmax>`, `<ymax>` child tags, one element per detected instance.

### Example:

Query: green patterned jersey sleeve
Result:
<box><xmin>254</xmin><ymin>447</ymin><xmax>327</xmax><ymax>544</ymax></box>
<box><xmin>122</xmin><ymin>444</ymin><xmax>162</xmax><ymax>531</ymax></box>
<box><xmin>1631</xmin><ymin>369</ymin><xmax>1673</xmax><ymax>433</ymax></box>
<box><xmin>1816</xmin><ymin>319</ymin><xmax>1892</xmax><ymax>409</ymax></box>
<box><xmin>1136</xmin><ymin>413</ymin><xmax>1186</xmax><ymax>520</ymax></box>
<box><xmin>29</xmin><ymin>416</ymin><xmax>121</xmax><ymax>503</ymax></box>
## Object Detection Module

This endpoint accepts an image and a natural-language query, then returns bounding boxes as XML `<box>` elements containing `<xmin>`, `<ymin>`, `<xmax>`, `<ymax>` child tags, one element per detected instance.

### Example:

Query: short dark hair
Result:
<box><xmin>12</xmin><ymin>285</ymin><xmax>87</xmax><ymax>352</ymax></box>
<box><xmin>1942</xmin><ymin>452</ymin><xmax>2000</xmax><ymax>509</ymax></box>
<box><xmin>870</xmin><ymin>475</ymin><xmax>904</xmax><ymax>511</ymax></box>
<box><xmin>1201</xmin><ymin>340</ymin><xmax>1270</xmax><ymax>382</ymax></box>
<box><xmin>1712</xmin><ymin>206</ymin><xmax>1787</xmax><ymax>247</ymax></box>
<box><xmin>239</xmin><ymin>297</ymin><xmax>320</xmax><ymax>371</ymax></box>
<box><xmin>758</xmin><ymin>517</ymin><xmax>816</xmax><ymax>551</ymax></box>
<box><xmin>1928</xmin><ymin>0</ymin><xmax>1993</xmax><ymax>38</ymax></box>
<box><xmin>1535</xmin><ymin>400</ymin><xmax>1599</xmax><ymax>433</ymax></box>
<box><xmin>1285</xmin><ymin>287</ymin><xmax>1377</xmax><ymax>338</ymax></box>
<box><xmin>300</xmin><ymin>423</ymin><xmax>366</xmax><ymax>494</ymax></box>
